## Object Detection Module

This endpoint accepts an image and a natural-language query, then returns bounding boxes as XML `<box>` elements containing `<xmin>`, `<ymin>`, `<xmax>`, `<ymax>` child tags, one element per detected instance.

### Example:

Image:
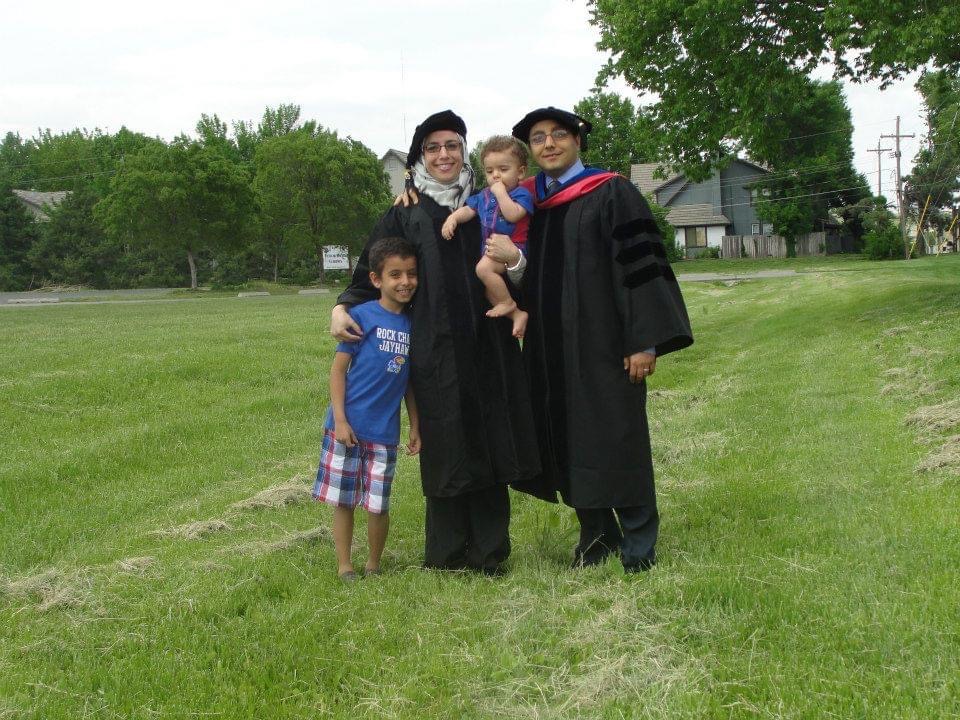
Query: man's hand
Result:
<box><xmin>485</xmin><ymin>233</ymin><xmax>521</xmax><ymax>266</ymax></box>
<box><xmin>393</xmin><ymin>188</ymin><xmax>420</xmax><ymax>207</ymax></box>
<box><xmin>331</xmin><ymin>304</ymin><xmax>363</xmax><ymax>342</ymax></box>
<box><xmin>624</xmin><ymin>351</ymin><xmax>656</xmax><ymax>384</ymax></box>
<box><xmin>334</xmin><ymin>420</ymin><xmax>358</xmax><ymax>448</ymax></box>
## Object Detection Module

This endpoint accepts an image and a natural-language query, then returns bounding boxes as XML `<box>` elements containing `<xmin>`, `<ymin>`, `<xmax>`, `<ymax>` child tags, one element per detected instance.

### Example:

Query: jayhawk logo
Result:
<box><xmin>386</xmin><ymin>355</ymin><xmax>406</xmax><ymax>374</ymax></box>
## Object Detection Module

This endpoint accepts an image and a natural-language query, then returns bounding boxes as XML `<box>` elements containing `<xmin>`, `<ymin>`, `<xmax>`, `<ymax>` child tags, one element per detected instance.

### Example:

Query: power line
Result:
<box><xmin>9</xmin><ymin>169</ymin><xmax>117</xmax><ymax>184</ymax></box>
<box><xmin>721</xmin><ymin>182</ymin><xmax>885</xmax><ymax>211</ymax></box>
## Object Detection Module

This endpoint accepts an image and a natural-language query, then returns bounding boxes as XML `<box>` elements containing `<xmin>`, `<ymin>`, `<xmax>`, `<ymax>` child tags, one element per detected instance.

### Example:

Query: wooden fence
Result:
<box><xmin>721</xmin><ymin>232</ymin><xmax>833</xmax><ymax>259</ymax></box>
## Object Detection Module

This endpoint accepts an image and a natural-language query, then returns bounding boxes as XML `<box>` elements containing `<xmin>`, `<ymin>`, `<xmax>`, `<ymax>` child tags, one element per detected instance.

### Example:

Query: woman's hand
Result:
<box><xmin>331</xmin><ymin>304</ymin><xmax>363</xmax><ymax>342</ymax></box>
<box><xmin>393</xmin><ymin>188</ymin><xmax>420</xmax><ymax>207</ymax></box>
<box><xmin>485</xmin><ymin>233</ymin><xmax>522</xmax><ymax>266</ymax></box>
<box><xmin>441</xmin><ymin>215</ymin><xmax>458</xmax><ymax>240</ymax></box>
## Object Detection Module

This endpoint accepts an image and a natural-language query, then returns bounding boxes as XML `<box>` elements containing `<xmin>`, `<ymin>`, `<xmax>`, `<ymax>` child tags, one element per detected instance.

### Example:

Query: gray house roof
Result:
<box><xmin>631</xmin><ymin>158</ymin><xmax>773</xmax><ymax>197</ymax></box>
<box><xmin>380</xmin><ymin>149</ymin><xmax>410</xmax><ymax>196</ymax></box>
<box><xmin>380</xmin><ymin>149</ymin><xmax>408</xmax><ymax>165</ymax></box>
<box><xmin>665</xmin><ymin>203</ymin><xmax>730</xmax><ymax>228</ymax></box>
<box><xmin>12</xmin><ymin>189</ymin><xmax>70</xmax><ymax>221</ymax></box>
<box><xmin>630</xmin><ymin>163</ymin><xmax>682</xmax><ymax>196</ymax></box>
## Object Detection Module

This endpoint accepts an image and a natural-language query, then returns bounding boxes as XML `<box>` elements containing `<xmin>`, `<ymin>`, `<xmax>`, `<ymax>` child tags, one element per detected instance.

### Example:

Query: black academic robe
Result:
<box><xmin>515</xmin><ymin>175</ymin><xmax>693</xmax><ymax>508</ymax></box>
<box><xmin>337</xmin><ymin>196</ymin><xmax>540</xmax><ymax>498</ymax></box>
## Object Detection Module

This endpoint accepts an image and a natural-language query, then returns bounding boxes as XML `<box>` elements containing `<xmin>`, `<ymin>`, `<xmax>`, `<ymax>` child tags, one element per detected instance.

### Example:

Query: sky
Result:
<box><xmin>1</xmin><ymin>0</ymin><xmax>926</xmax><ymax>202</ymax></box>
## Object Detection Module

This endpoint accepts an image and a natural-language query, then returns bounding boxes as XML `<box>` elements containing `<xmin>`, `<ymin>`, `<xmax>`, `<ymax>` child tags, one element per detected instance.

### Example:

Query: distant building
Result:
<box><xmin>631</xmin><ymin>159</ymin><xmax>772</xmax><ymax>257</ymax></box>
<box><xmin>380</xmin><ymin>149</ymin><xmax>408</xmax><ymax>196</ymax></box>
<box><xmin>11</xmin><ymin>189</ymin><xmax>70</xmax><ymax>221</ymax></box>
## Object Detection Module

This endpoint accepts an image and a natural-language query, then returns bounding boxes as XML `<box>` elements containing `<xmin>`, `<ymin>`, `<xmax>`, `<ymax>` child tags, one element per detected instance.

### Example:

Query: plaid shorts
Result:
<box><xmin>313</xmin><ymin>428</ymin><xmax>398</xmax><ymax>514</ymax></box>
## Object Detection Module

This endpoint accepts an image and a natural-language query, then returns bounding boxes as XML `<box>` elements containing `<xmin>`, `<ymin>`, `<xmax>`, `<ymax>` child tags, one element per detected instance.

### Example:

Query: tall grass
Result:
<box><xmin>2</xmin><ymin>255</ymin><xmax>958</xmax><ymax>718</ymax></box>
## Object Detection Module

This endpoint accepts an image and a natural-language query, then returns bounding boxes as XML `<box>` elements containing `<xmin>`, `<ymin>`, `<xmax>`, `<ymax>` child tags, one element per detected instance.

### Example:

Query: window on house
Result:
<box><xmin>684</xmin><ymin>226</ymin><xmax>707</xmax><ymax>248</ymax></box>
<box><xmin>762</xmin><ymin>223</ymin><xmax>774</xmax><ymax>235</ymax></box>
<box><xmin>751</xmin><ymin>223</ymin><xmax>761</xmax><ymax>235</ymax></box>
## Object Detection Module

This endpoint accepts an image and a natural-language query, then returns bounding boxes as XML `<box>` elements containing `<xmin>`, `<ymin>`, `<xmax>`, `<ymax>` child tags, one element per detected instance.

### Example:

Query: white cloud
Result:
<box><xmin>1</xmin><ymin>0</ymin><xmax>924</xmax><ymax>193</ymax></box>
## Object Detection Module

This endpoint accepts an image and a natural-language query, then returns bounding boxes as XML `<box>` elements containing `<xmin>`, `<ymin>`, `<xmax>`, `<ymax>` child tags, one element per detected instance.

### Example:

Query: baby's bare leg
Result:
<box><xmin>476</xmin><ymin>255</ymin><xmax>517</xmax><ymax>317</ymax></box>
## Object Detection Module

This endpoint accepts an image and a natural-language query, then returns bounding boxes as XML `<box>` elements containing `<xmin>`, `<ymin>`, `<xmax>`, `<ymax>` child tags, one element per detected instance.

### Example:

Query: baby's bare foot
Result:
<box><xmin>511</xmin><ymin>309</ymin><xmax>528</xmax><ymax>338</ymax></box>
<box><xmin>486</xmin><ymin>299</ymin><xmax>517</xmax><ymax>318</ymax></box>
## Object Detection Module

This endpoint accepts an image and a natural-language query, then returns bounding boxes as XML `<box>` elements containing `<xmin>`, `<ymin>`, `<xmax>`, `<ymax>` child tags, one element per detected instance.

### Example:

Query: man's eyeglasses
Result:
<box><xmin>529</xmin><ymin>128</ymin><xmax>572</xmax><ymax>146</ymax></box>
<box><xmin>423</xmin><ymin>140</ymin><xmax>463</xmax><ymax>155</ymax></box>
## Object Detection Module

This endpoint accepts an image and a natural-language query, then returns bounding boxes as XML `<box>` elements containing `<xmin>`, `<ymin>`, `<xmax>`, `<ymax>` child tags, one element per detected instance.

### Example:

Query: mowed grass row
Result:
<box><xmin>1</xmin><ymin>255</ymin><xmax>958</xmax><ymax>719</ymax></box>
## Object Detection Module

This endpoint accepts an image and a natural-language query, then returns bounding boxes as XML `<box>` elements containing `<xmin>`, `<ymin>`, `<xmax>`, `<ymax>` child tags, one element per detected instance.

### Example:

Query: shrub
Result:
<box><xmin>864</xmin><ymin>225</ymin><xmax>903</xmax><ymax>260</ymax></box>
<box><xmin>647</xmin><ymin>197</ymin><xmax>682</xmax><ymax>263</ymax></box>
<box><xmin>209</xmin><ymin>256</ymin><xmax>249</xmax><ymax>288</ymax></box>
<box><xmin>664</xmin><ymin>238</ymin><xmax>684</xmax><ymax>264</ymax></box>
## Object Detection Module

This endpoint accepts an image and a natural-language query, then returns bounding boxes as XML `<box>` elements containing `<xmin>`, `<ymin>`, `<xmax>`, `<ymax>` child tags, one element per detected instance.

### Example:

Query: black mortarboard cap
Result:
<box><xmin>512</xmin><ymin>107</ymin><xmax>592</xmax><ymax>151</ymax></box>
<box><xmin>406</xmin><ymin>109</ymin><xmax>468</xmax><ymax>168</ymax></box>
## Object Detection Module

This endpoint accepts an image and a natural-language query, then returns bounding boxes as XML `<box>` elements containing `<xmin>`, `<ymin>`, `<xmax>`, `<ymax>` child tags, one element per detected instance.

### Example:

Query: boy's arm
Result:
<box><xmin>404</xmin><ymin>386</ymin><xmax>421</xmax><ymax>455</ymax></box>
<box><xmin>489</xmin><ymin>182</ymin><xmax>528</xmax><ymax>223</ymax></box>
<box><xmin>441</xmin><ymin>206</ymin><xmax>477</xmax><ymax>240</ymax></box>
<box><xmin>329</xmin><ymin>351</ymin><xmax>357</xmax><ymax>447</ymax></box>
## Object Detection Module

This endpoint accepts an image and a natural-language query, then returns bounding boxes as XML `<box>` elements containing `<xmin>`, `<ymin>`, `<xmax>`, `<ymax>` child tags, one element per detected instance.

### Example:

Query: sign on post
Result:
<box><xmin>322</xmin><ymin>245</ymin><xmax>350</xmax><ymax>270</ymax></box>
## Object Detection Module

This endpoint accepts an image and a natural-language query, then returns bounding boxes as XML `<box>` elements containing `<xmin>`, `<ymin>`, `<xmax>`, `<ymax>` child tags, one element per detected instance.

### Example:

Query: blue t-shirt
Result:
<box><xmin>465</xmin><ymin>186</ymin><xmax>535</xmax><ymax>247</ymax></box>
<box><xmin>324</xmin><ymin>300</ymin><xmax>412</xmax><ymax>445</ymax></box>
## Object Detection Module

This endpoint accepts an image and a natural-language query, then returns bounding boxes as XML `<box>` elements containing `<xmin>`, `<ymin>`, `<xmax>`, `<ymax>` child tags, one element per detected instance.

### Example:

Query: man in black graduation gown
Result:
<box><xmin>503</xmin><ymin>107</ymin><xmax>693</xmax><ymax>571</ymax></box>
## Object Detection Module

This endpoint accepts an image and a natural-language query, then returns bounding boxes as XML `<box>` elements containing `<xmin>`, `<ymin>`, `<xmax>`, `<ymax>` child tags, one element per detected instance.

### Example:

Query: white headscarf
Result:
<box><xmin>410</xmin><ymin>134</ymin><xmax>475</xmax><ymax>209</ymax></box>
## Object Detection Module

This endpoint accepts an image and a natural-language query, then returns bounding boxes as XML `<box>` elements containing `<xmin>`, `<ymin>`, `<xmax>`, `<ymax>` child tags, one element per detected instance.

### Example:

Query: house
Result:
<box><xmin>631</xmin><ymin>159</ymin><xmax>772</xmax><ymax>257</ymax></box>
<box><xmin>11</xmin><ymin>189</ymin><xmax>70</xmax><ymax>221</ymax></box>
<box><xmin>380</xmin><ymin>149</ymin><xmax>408</xmax><ymax>196</ymax></box>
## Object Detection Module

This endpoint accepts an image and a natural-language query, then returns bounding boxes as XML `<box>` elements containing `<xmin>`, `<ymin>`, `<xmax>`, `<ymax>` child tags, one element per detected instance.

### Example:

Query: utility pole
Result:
<box><xmin>866</xmin><ymin>139</ymin><xmax>892</xmax><ymax>198</ymax></box>
<box><xmin>882</xmin><ymin>116</ymin><xmax>916</xmax><ymax>258</ymax></box>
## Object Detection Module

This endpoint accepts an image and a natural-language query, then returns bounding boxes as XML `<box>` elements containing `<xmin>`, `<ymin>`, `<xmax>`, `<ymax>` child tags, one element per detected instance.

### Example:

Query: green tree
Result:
<box><xmin>834</xmin><ymin>196</ymin><xmax>879</xmax><ymax>251</ymax></box>
<box><xmin>26</xmin><ymin>186</ymin><xmax>118</xmax><ymax>287</ymax></box>
<box><xmin>469</xmin><ymin>145</ymin><xmax>487</xmax><ymax>190</ymax></box>
<box><xmin>589</xmin><ymin>0</ymin><xmax>960</xmax><ymax>178</ymax></box>
<box><xmin>252</xmin><ymin>140</ymin><xmax>309</xmax><ymax>284</ymax></box>
<box><xmin>234</xmin><ymin>104</ymin><xmax>308</xmax><ymax>165</ymax></box>
<box><xmin>195</xmin><ymin>114</ymin><xmax>237</xmax><ymax>158</ymax></box>
<box><xmin>905</xmin><ymin>70</ymin><xmax>960</xmax><ymax>252</ymax></box>
<box><xmin>253</xmin><ymin>127</ymin><xmax>389</xmax><ymax>283</ymax></box>
<box><xmin>574</xmin><ymin>91</ymin><xmax>659</xmax><ymax>176</ymax></box>
<box><xmin>0</xmin><ymin>185</ymin><xmax>40</xmax><ymax>290</ymax></box>
<box><xmin>861</xmin><ymin>198</ymin><xmax>903</xmax><ymax>260</ymax></box>
<box><xmin>12</xmin><ymin>128</ymin><xmax>158</xmax><ymax>196</ymax></box>
<box><xmin>749</xmin><ymin>79</ymin><xmax>870</xmax><ymax>255</ymax></box>
<box><xmin>0</xmin><ymin>132</ymin><xmax>35</xmax><ymax>188</ymax></box>
<box><xmin>96</xmin><ymin>138</ymin><xmax>253</xmax><ymax>289</ymax></box>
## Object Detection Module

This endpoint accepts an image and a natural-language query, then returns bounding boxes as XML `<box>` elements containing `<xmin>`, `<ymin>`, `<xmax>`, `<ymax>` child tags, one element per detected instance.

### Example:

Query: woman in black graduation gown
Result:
<box><xmin>330</xmin><ymin>110</ymin><xmax>539</xmax><ymax>574</ymax></box>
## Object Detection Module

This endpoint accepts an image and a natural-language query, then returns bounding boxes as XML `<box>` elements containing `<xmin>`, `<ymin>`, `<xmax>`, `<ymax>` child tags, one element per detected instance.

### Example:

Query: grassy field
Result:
<box><xmin>2</xmin><ymin>254</ymin><xmax>959</xmax><ymax>719</ymax></box>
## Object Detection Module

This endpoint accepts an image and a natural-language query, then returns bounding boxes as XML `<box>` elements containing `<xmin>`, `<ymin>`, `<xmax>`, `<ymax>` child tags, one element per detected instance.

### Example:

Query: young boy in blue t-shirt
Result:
<box><xmin>313</xmin><ymin>236</ymin><xmax>421</xmax><ymax>582</ymax></box>
<box><xmin>441</xmin><ymin>135</ymin><xmax>533</xmax><ymax>339</ymax></box>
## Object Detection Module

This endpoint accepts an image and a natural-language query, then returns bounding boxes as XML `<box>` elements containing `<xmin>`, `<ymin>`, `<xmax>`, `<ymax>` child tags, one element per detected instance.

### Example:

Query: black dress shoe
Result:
<box><xmin>623</xmin><ymin>557</ymin><xmax>655</xmax><ymax>573</ymax></box>
<box><xmin>570</xmin><ymin>551</ymin><xmax>614</xmax><ymax>569</ymax></box>
<box><xmin>479</xmin><ymin>565</ymin><xmax>507</xmax><ymax>577</ymax></box>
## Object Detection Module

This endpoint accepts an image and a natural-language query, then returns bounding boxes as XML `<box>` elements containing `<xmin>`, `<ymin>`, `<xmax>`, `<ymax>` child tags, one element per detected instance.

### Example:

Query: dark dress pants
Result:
<box><xmin>574</xmin><ymin>503</ymin><xmax>659</xmax><ymax>570</ymax></box>
<box><xmin>424</xmin><ymin>484</ymin><xmax>511</xmax><ymax>573</ymax></box>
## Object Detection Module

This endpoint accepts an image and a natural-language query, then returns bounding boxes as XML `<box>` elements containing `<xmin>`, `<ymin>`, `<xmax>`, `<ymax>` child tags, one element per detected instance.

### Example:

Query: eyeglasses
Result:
<box><xmin>529</xmin><ymin>128</ymin><xmax>572</xmax><ymax>146</ymax></box>
<box><xmin>423</xmin><ymin>140</ymin><xmax>463</xmax><ymax>155</ymax></box>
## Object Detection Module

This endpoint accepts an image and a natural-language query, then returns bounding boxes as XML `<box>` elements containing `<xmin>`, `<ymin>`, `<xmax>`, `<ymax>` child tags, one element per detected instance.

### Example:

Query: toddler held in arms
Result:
<box><xmin>442</xmin><ymin>135</ymin><xmax>532</xmax><ymax>338</ymax></box>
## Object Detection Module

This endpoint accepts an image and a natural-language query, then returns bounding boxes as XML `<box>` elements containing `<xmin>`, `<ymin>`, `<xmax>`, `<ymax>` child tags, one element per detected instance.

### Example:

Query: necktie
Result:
<box><xmin>545</xmin><ymin>179</ymin><xmax>561</xmax><ymax>198</ymax></box>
